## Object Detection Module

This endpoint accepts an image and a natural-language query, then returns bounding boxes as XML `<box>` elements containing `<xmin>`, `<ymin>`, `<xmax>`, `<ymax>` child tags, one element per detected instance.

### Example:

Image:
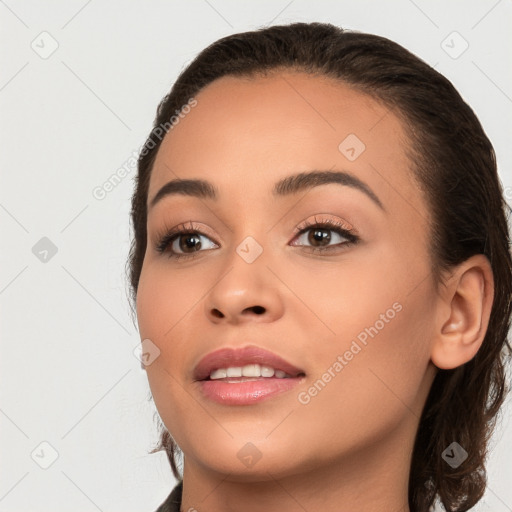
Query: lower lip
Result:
<box><xmin>197</xmin><ymin>376</ymin><xmax>305</xmax><ymax>405</ymax></box>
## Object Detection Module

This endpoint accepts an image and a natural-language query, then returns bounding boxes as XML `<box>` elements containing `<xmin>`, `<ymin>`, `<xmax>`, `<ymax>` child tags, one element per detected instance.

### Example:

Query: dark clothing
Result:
<box><xmin>155</xmin><ymin>481</ymin><xmax>183</xmax><ymax>512</ymax></box>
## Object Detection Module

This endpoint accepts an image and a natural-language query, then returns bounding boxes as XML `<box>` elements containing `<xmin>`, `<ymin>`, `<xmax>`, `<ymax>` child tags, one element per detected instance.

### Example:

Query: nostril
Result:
<box><xmin>251</xmin><ymin>306</ymin><xmax>265</xmax><ymax>314</ymax></box>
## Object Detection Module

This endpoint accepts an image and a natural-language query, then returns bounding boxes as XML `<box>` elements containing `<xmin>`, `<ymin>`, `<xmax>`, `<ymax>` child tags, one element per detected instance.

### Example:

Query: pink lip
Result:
<box><xmin>197</xmin><ymin>378</ymin><xmax>305</xmax><ymax>405</ymax></box>
<box><xmin>193</xmin><ymin>345</ymin><xmax>306</xmax><ymax>406</ymax></box>
<box><xmin>193</xmin><ymin>345</ymin><xmax>305</xmax><ymax>381</ymax></box>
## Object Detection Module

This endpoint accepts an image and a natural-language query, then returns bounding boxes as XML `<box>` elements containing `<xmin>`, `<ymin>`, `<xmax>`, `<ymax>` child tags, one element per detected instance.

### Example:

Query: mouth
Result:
<box><xmin>193</xmin><ymin>345</ymin><xmax>306</xmax><ymax>405</ymax></box>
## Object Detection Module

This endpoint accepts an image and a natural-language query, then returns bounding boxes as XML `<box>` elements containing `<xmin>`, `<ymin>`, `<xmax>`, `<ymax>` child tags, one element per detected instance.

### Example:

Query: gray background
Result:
<box><xmin>1</xmin><ymin>1</ymin><xmax>511</xmax><ymax>510</ymax></box>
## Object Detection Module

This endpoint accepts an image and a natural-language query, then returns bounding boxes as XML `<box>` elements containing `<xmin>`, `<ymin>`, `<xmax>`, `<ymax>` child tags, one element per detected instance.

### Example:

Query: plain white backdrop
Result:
<box><xmin>1</xmin><ymin>1</ymin><xmax>511</xmax><ymax>510</ymax></box>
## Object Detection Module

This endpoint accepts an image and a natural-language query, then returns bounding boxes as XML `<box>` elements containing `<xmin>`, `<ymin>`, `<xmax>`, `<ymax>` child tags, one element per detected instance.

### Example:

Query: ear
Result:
<box><xmin>430</xmin><ymin>254</ymin><xmax>495</xmax><ymax>370</ymax></box>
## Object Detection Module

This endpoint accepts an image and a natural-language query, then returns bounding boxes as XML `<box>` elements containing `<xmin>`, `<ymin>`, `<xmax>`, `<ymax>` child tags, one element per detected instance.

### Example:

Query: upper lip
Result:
<box><xmin>193</xmin><ymin>345</ymin><xmax>306</xmax><ymax>381</ymax></box>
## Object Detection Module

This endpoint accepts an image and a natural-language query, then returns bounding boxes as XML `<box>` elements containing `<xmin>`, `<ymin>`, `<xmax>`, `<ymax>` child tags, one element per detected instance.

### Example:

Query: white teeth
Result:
<box><xmin>209</xmin><ymin>368</ymin><xmax>227</xmax><ymax>379</ymax></box>
<box><xmin>260</xmin><ymin>365</ymin><xmax>275</xmax><ymax>377</ymax></box>
<box><xmin>226</xmin><ymin>367</ymin><xmax>242</xmax><ymax>377</ymax></box>
<box><xmin>209</xmin><ymin>364</ymin><xmax>290</xmax><ymax>380</ymax></box>
<box><xmin>241</xmin><ymin>364</ymin><xmax>260</xmax><ymax>377</ymax></box>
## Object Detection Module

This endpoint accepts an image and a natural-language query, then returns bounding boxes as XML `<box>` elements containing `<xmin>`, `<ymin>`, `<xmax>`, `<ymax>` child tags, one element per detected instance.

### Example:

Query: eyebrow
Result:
<box><xmin>149</xmin><ymin>170</ymin><xmax>384</xmax><ymax>211</ymax></box>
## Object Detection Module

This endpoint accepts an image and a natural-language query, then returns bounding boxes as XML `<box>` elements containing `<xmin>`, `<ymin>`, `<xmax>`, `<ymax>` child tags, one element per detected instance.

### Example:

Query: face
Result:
<box><xmin>136</xmin><ymin>71</ymin><xmax>439</xmax><ymax>481</ymax></box>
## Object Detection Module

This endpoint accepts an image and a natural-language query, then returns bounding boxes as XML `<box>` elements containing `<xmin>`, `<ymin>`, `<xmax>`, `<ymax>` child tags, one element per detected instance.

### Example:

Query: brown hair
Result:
<box><xmin>127</xmin><ymin>22</ymin><xmax>512</xmax><ymax>511</ymax></box>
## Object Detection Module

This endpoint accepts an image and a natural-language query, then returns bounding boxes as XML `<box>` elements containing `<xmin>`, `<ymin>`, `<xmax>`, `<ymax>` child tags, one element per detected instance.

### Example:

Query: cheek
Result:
<box><xmin>274</xmin><ymin>246</ymin><xmax>416</xmax><ymax>359</ymax></box>
<box><xmin>135</xmin><ymin>261</ymin><xmax>203</xmax><ymax>388</ymax></box>
<box><xmin>136</xmin><ymin>261</ymin><xmax>207</xmax><ymax>341</ymax></box>
<box><xmin>293</xmin><ymin>277</ymin><xmax>435</xmax><ymax>455</ymax></box>
<box><xmin>136</xmin><ymin>262</ymin><xmax>208</xmax><ymax>443</ymax></box>
<box><xmin>286</xmin><ymin>246</ymin><xmax>435</xmax><ymax>440</ymax></box>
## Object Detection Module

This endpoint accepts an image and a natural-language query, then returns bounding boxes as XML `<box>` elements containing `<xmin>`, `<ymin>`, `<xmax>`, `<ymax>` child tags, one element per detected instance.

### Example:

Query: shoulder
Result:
<box><xmin>154</xmin><ymin>480</ymin><xmax>183</xmax><ymax>512</ymax></box>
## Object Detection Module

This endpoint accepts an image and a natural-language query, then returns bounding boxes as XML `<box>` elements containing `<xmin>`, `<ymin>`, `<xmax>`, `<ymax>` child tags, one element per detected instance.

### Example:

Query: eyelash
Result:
<box><xmin>155</xmin><ymin>217</ymin><xmax>360</xmax><ymax>261</ymax></box>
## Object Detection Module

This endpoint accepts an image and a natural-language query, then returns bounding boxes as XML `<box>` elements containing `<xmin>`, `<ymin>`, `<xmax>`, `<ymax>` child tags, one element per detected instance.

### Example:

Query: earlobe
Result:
<box><xmin>430</xmin><ymin>255</ymin><xmax>494</xmax><ymax>370</ymax></box>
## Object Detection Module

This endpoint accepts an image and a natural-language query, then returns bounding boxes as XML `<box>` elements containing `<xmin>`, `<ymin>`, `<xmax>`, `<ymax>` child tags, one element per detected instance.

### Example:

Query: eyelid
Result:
<box><xmin>292</xmin><ymin>214</ymin><xmax>357</xmax><ymax>236</ymax></box>
<box><xmin>154</xmin><ymin>220</ymin><xmax>217</xmax><ymax>243</ymax></box>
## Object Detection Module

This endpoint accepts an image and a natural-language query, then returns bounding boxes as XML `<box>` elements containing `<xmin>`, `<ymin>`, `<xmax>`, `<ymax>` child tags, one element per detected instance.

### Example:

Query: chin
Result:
<box><xmin>184</xmin><ymin>437</ymin><xmax>305</xmax><ymax>481</ymax></box>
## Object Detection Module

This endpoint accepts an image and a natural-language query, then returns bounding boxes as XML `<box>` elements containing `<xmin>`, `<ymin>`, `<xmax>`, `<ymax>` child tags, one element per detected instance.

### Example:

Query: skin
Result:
<box><xmin>136</xmin><ymin>71</ymin><xmax>494</xmax><ymax>512</ymax></box>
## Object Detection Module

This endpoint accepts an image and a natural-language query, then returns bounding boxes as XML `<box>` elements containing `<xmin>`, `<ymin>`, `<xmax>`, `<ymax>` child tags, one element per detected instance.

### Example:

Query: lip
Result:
<box><xmin>193</xmin><ymin>345</ymin><xmax>306</xmax><ymax>405</ymax></box>
<box><xmin>193</xmin><ymin>345</ymin><xmax>305</xmax><ymax>381</ymax></box>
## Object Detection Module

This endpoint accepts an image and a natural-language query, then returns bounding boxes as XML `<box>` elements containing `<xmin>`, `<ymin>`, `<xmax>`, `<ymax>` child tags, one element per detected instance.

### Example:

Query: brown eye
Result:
<box><xmin>306</xmin><ymin>227</ymin><xmax>332</xmax><ymax>247</ymax></box>
<box><xmin>174</xmin><ymin>233</ymin><xmax>203</xmax><ymax>253</ymax></box>
<box><xmin>155</xmin><ymin>221</ymin><xmax>220</xmax><ymax>260</ymax></box>
<box><xmin>160</xmin><ymin>231</ymin><xmax>218</xmax><ymax>258</ymax></box>
<box><xmin>291</xmin><ymin>223</ymin><xmax>357</xmax><ymax>251</ymax></box>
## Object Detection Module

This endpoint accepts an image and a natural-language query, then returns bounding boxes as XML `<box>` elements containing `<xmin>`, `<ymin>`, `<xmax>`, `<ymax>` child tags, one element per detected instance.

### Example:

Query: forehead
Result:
<box><xmin>148</xmin><ymin>71</ymin><xmax>424</xmax><ymax>216</ymax></box>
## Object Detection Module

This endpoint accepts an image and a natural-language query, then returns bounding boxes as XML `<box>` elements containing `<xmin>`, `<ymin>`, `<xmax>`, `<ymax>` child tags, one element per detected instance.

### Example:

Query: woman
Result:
<box><xmin>128</xmin><ymin>22</ymin><xmax>512</xmax><ymax>512</ymax></box>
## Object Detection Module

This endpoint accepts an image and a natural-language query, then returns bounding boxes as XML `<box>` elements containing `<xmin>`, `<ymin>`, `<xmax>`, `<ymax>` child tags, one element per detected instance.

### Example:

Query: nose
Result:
<box><xmin>203</xmin><ymin>250</ymin><xmax>285</xmax><ymax>325</ymax></box>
